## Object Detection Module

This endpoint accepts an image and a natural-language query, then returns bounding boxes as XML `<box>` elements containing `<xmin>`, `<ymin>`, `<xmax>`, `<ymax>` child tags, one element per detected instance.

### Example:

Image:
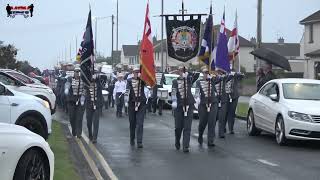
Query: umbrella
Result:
<box><xmin>250</xmin><ymin>47</ymin><xmax>292</xmax><ymax>71</ymax></box>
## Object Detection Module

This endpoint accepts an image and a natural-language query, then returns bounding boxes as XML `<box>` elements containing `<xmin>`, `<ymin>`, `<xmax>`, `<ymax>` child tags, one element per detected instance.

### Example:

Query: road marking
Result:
<box><xmin>67</xmin><ymin>126</ymin><xmax>104</xmax><ymax>180</ymax></box>
<box><xmin>82</xmin><ymin>133</ymin><xmax>119</xmax><ymax>180</ymax></box>
<box><xmin>257</xmin><ymin>159</ymin><xmax>279</xmax><ymax>167</ymax></box>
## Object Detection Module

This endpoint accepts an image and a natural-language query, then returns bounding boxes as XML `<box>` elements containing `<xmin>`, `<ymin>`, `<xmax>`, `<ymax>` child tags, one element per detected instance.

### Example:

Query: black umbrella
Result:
<box><xmin>250</xmin><ymin>47</ymin><xmax>292</xmax><ymax>71</ymax></box>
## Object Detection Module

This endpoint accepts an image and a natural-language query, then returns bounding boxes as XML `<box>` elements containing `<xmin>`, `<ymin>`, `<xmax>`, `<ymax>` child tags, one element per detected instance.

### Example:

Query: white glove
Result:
<box><xmin>113</xmin><ymin>95</ymin><xmax>116</xmax><ymax>100</ymax></box>
<box><xmin>207</xmin><ymin>74</ymin><xmax>212</xmax><ymax>79</ymax></box>
<box><xmin>80</xmin><ymin>95</ymin><xmax>85</xmax><ymax>106</ymax></box>
<box><xmin>196</xmin><ymin>98</ymin><xmax>200</xmax><ymax>105</ymax></box>
<box><xmin>183</xmin><ymin>72</ymin><xmax>188</xmax><ymax>78</ymax></box>
<box><xmin>64</xmin><ymin>88</ymin><xmax>69</xmax><ymax>95</ymax></box>
<box><xmin>231</xmin><ymin>72</ymin><xmax>236</xmax><ymax>76</ymax></box>
<box><xmin>172</xmin><ymin>101</ymin><xmax>177</xmax><ymax>109</ymax></box>
<box><xmin>92</xmin><ymin>74</ymin><xmax>97</xmax><ymax>80</ymax></box>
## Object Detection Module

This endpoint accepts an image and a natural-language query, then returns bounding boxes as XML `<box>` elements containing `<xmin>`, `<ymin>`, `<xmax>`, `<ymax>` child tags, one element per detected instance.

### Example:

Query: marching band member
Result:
<box><xmin>171</xmin><ymin>65</ymin><xmax>199</xmax><ymax>153</ymax></box>
<box><xmin>85</xmin><ymin>70</ymin><xmax>103</xmax><ymax>143</ymax></box>
<box><xmin>124</xmin><ymin>65</ymin><xmax>147</xmax><ymax>148</ymax></box>
<box><xmin>113</xmin><ymin>73</ymin><xmax>126</xmax><ymax>117</ymax></box>
<box><xmin>64</xmin><ymin>67</ymin><xmax>85</xmax><ymax>138</ymax></box>
<box><xmin>195</xmin><ymin>66</ymin><xmax>221</xmax><ymax>147</ymax></box>
<box><xmin>226</xmin><ymin>70</ymin><xmax>245</xmax><ymax>134</ymax></box>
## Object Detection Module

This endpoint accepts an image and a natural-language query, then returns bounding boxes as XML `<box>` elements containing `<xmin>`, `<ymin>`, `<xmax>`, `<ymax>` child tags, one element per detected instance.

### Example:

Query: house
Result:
<box><xmin>300</xmin><ymin>10</ymin><xmax>320</xmax><ymax>79</ymax></box>
<box><xmin>120</xmin><ymin>45</ymin><xmax>139</xmax><ymax>66</ymax></box>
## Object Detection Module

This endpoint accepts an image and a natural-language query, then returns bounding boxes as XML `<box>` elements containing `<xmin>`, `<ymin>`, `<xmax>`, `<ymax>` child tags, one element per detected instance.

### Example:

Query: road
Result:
<box><xmin>63</xmin><ymin>107</ymin><xmax>320</xmax><ymax>180</ymax></box>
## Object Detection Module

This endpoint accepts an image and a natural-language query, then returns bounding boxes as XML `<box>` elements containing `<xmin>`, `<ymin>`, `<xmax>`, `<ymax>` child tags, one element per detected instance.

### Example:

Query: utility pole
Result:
<box><xmin>116</xmin><ymin>0</ymin><xmax>119</xmax><ymax>51</ymax></box>
<box><xmin>69</xmin><ymin>43</ymin><xmax>72</xmax><ymax>62</ymax></box>
<box><xmin>112</xmin><ymin>15</ymin><xmax>115</xmax><ymax>68</ymax></box>
<box><xmin>257</xmin><ymin>0</ymin><xmax>262</xmax><ymax>69</ymax></box>
<box><xmin>161</xmin><ymin>0</ymin><xmax>164</xmax><ymax>72</ymax></box>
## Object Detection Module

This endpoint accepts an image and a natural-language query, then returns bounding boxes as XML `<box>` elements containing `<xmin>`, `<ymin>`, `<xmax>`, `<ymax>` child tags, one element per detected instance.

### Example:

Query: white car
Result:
<box><xmin>247</xmin><ymin>79</ymin><xmax>320</xmax><ymax>145</ymax></box>
<box><xmin>163</xmin><ymin>74</ymin><xmax>179</xmax><ymax>107</ymax></box>
<box><xmin>0</xmin><ymin>82</ymin><xmax>52</xmax><ymax>139</ymax></box>
<box><xmin>0</xmin><ymin>71</ymin><xmax>56</xmax><ymax>114</ymax></box>
<box><xmin>0</xmin><ymin>123</ymin><xmax>54</xmax><ymax>180</ymax></box>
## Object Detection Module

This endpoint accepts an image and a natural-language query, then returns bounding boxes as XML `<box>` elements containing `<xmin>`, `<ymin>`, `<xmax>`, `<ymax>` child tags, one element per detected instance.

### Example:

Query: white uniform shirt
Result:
<box><xmin>113</xmin><ymin>80</ymin><xmax>126</xmax><ymax>98</ymax></box>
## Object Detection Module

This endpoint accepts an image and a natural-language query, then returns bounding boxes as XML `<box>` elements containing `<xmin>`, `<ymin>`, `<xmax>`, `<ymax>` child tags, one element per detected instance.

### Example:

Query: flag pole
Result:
<box><xmin>209</xmin><ymin>1</ymin><xmax>214</xmax><ymax>75</ymax></box>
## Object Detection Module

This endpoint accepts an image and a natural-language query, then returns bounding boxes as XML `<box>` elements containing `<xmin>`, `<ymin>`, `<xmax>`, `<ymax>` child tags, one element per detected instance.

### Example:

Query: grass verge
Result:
<box><xmin>236</xmin><ymin>103</ymin><xmax>249</xmax><ymax>118</ymax></box>
<box><xmin>48</xmin><ymin>121</ymin><xmax>80</xmax><ymax>180</ymax></box>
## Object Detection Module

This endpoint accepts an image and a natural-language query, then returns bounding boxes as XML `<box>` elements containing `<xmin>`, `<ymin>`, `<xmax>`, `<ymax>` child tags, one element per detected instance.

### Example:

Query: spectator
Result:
<box><xmin>256</xmin><ymin>68</ymin><xmax>265</xmax><ymax>92</ymax></box>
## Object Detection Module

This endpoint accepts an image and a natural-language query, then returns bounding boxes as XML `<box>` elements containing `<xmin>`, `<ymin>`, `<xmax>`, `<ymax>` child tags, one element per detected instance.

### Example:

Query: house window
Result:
<box><xmin>309</xmin><ymin>24</ymin><xmax>314</xmax><ymax>43</ymax></box>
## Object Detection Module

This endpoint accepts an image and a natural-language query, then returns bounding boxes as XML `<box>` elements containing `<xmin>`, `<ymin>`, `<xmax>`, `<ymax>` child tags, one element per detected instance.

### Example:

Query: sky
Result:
<box><xmin>0</xmin><ymin>0</ymin><xmax>319</xmax><ymax>70</ymax></box>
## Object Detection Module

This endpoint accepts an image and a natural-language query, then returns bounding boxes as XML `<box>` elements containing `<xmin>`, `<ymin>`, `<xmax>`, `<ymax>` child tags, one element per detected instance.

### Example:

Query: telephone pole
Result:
<box><xmin>257</xmin><ymin>0</ymin><xmax>262</xmax><ymax>69</ymax></box>
<box><xmin>161</xmin><ymin>0</ymin><xmax>164</xmax><ymax>72</ymax></box>
<box><xmin>112</xmin><ymin>15</ymin><xmax>115</xmax><ymax>68</ymax></box>
<box><xmin>116</xmin><ymin>0</ymin><xmax>119</xmax><ymax>51</ymax></box>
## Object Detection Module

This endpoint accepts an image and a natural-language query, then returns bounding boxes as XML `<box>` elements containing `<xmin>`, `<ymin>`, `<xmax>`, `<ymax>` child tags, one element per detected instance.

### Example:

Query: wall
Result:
<box><xmin>303</xmin><ymin>23</ymin><xmax>320</xmax><ymax>54</ymax></box>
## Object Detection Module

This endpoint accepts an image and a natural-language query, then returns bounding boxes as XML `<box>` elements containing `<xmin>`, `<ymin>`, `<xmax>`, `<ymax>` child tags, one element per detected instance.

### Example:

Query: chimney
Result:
<box><xmin>278</xmin><ymin>37</ymin><xmax>285</xmax><ymax>44</ymax></box>
<box><xmin>250</xmin><ymin>37</ymin><xmax>257</xmax><ymax>44</ymax></box>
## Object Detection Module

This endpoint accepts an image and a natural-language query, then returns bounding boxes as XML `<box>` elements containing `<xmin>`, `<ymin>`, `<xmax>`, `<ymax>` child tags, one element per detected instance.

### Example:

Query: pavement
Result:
<box><xmin>55</xmin><ymin>107</ymin><xmax>320</xmax><ymax>180</ymax></box>
<box><xmin>238</xmin><ymin>96</ymin><xmax>251</xmax><ymax>104</ymax></box>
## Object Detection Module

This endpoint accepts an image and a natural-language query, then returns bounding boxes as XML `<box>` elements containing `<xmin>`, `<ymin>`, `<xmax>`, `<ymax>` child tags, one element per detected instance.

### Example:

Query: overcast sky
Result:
<box><xmin>0</xmin><ymin>0</ymin><xmax>319</xmax><ymax>70</ymax></box>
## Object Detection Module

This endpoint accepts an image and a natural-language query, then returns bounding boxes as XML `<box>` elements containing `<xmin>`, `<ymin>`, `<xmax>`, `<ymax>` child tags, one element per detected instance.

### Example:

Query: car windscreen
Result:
<box><xmin>283</xmin><ymin>83</ymin><xmax>320</xmax><ymax>100</ymax></box>
<box><xmin>7</xmin><ymin>72</ymin><xmax>34</xmax><ymax>84</ymax></box>
<box><xmin>165</xmin><ymin>76</ymin><xmax>177</xmax><ymax>85</ymax></box>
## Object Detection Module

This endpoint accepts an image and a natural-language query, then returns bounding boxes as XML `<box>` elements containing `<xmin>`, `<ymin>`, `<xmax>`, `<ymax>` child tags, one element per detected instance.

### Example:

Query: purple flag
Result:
<box><xmin>215</xmin><ymin>10</ymin><xmax>230</xmax><ymax>73</ymax></box>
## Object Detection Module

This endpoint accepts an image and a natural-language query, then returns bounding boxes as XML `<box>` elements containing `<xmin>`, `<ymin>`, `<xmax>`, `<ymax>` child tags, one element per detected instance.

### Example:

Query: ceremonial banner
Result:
<box><xmin>166</xmin><ymin>17</ymin><xmax>201</xmax><ymax>62</ymax></box>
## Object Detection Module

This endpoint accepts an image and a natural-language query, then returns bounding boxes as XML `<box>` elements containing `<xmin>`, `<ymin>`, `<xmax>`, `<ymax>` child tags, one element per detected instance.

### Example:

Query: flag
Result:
<box><xmin>140</xmin><ymin>2</ymin><xmax>156</xmax><ymax>87</ymax></box>
<box><xmin>198</xmin><ymin>5</ymin><xmax>215</xmax><ymax>71</ymax></box>
<box><xmin>228</xmin><ymin>10</ymin><xmax>239</xmax><ymax>61</ymax></box>
<box><xmin>215</xmin><ymin>9</ymin><xmax>230</xmax><ymax>73</ymax></box>
<box><xmin>79</xmin><ymin>10</ymin><xmax>94</xmax><ymax>86</ymax></box>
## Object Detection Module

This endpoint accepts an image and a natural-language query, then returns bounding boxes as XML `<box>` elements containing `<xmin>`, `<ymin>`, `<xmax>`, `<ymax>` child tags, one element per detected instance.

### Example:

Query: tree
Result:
<box><xmin>0</xmin><ymin>43</ymin><xmax>18</xmax><ymax>69</ymax></box>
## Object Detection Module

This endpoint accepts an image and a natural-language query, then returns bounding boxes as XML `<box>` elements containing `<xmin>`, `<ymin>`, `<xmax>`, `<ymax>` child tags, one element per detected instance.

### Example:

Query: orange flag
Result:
<box><xmin>140</xmin><ymin>1</ymin><xmax>156</xmax><ymax>87</ymax></box>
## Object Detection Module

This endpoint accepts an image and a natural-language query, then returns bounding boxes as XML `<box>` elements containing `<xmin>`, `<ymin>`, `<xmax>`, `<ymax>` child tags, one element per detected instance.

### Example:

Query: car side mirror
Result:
<box><xmin>0</xmin><ymin>85</ymin><xmax>6</xmax><ymax>95</ymax></box>
<box><xmin>269</xmin><ymin>94</ymin><xmax>278</xmax><ymax>102</ymax></box>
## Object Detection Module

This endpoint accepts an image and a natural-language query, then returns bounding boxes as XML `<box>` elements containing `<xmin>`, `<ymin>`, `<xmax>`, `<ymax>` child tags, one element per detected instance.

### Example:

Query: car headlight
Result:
<box><xmin>288</xmin><ymin>111</ymin><xmax>312</xmax><ymax>122</ymax></box>
<box><xmin>37</xmin><ymin>99</ymin><xmax>50</xmax><ymax>109</ymax></box>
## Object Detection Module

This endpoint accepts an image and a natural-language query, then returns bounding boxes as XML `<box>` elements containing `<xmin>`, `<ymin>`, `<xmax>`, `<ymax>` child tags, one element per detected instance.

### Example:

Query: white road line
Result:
<box><xmin>257</xmin><ymin>159</ymin><xmax>279</xmax><ymax>167</ymax></box>
<box><xmin>82</xmin><ymin>133</ymin><xmax>119</xmax><ymax>180</ymax></box>
<box><xmin>67</xmin><ymin>126</ymin><xmax>103</xmax><ymax>180</ymax></box>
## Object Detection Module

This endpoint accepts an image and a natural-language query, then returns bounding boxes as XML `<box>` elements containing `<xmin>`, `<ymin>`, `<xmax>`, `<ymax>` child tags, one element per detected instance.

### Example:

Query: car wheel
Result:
<box><xmin>13</xmin><ymin>149</ymin><xmax>50</xmax><ymax>180</ymax></box>
<box><xmin>18</xmin><ymin>116</ymin><xmax>48</xmax><ymax>140</ymax></box>
<box><xmin>275</xmin><ymin>116</ymin><xmax>287</xmax><ymax>146</ymax></box>
<box><xmin>247</xmin><ymin>110</ymin><xmax>261</xmax><ymax>136</ymax></box>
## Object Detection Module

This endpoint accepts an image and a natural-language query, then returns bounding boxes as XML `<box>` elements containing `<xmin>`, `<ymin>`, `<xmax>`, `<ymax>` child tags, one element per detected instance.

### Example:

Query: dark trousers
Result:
<box><xmin>108</xmin><ymin>93</ymin><xmax>114</xmax><ymax>107</ymax></box>
<box><xmin>86</xmin><ymin>107</ymin><xmax>101</xmax><ymax>141</ymax></box>
<box><xmin>227</xmin><ymin>98</ymin><xmax>239</xmax><ymax>132</ymax></box>
<box><xmin>128</xmin><ymin>103</ymin><xmax>146</xmax><ymax>144</ymax></box>
<box><xmin>67</xmin><ymin>102</ymin><xmax>85</xmax><ymax>137</ymax></box>
<box><xmin>217</xmin><ymin>102</ymin><xmax>228</xmax><ymax>137</ymax></box>
<box><xmin>152</xmin><ymin>98</ymin><xmax>164</xmax><ymax>115</ymax></box>
<box><xmin>115</xmin><ymin>92</ymin><xmax>124</xmax><ymax>117</ymax></box>
<box><xmin>174</xmin><ymin>106</ymin><xmax>193</xmax><ymax>148</ymax></box>
<box><xmin>198</xmin><ymin>103</ymin><xmax>218</xmax><ymax>143</ymax></box>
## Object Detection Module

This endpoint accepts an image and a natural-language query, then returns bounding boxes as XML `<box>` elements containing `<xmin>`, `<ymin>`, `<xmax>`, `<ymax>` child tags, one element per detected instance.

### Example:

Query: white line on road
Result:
<box><xmin>67</xmin><ymin>126</ymin><xmax>104</xmax><ymax>180</ymax></box>
<box><xmin>82</xmin><ymin>132</ymin><xmax>119</xmax><ymax>180</ymax></box>
<box><xmin>257</xmin><ymin>159</ymin><xmax>279</xmax><ymax>167</ymax></box>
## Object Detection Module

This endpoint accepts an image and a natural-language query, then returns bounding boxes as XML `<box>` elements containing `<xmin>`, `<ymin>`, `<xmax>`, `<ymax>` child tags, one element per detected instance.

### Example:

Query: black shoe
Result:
<box><xmin>92</xmin><ymin>139</ymin><xmax>97</xmax><ymax>144</ymax></box>
<box><xmin>77</xmin><ymin>135</ymin><xmax>82</xmax><ymax>139</ymax></box>
<box><xmin>229</xmin><ymin>131</ymin><xmax>235</xmax><ymax>134</ymax></box>
<box><xmin>219</xmin><ymin>135</ymin><xmax>225</xmax><ymax>139</ymax></box>
<box><xmin>183</xmin><ymin>147</ymin><xmax>190</xmax><ymax>153</ymax></box>
<box><xmin>158</xmin><ymin>112</ymin><xmax>162</xmax><ymax>116</ymax></box>
<box><xmin>175</xmin><ymin>142</ymin><xmax>181</xmax><ymax>150</ymax></box>
<box><xmin>208</xmin><ymin>142</ymin><xmax>215</xmax><ymax>147</ymax></box>
<box><xmin>198</xmin><ymin>136</ymin><xmax>203</xmax><ymax>145</ymax></box>
<box><xmin>130</xmin><ymin>140</ymin><xmax>135</xmax><ymax>146</ymax></box>
<box><xmin>137</xmin><ymin>143</ymin><xmax>143</xmax><ymax>148</ymax></box>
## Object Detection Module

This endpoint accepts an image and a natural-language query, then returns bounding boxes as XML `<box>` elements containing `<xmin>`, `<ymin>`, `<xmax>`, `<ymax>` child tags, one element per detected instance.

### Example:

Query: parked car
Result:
<box><xmin>162</xmin><ymin>74</ymin><xmax>179</xmax><ymax>107</ymax></box>
<box><xmin>0</xmin><ymin>123</ymin><xmax>54</xmax><ymax>180</ymax></box>
<box><xmin>0</xmin><ymin>82</ymin><xmax>52</xmax><ymax>139</ymax></box>
<box><xmin>0</xmin><ymin>71</ymin><xmax>56</xmax><ymax>114</ymax></box>
<box><xmin>247</xmin><ymin>79</ymin><xmax>320</xmax><ymax>145</ymax></box>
